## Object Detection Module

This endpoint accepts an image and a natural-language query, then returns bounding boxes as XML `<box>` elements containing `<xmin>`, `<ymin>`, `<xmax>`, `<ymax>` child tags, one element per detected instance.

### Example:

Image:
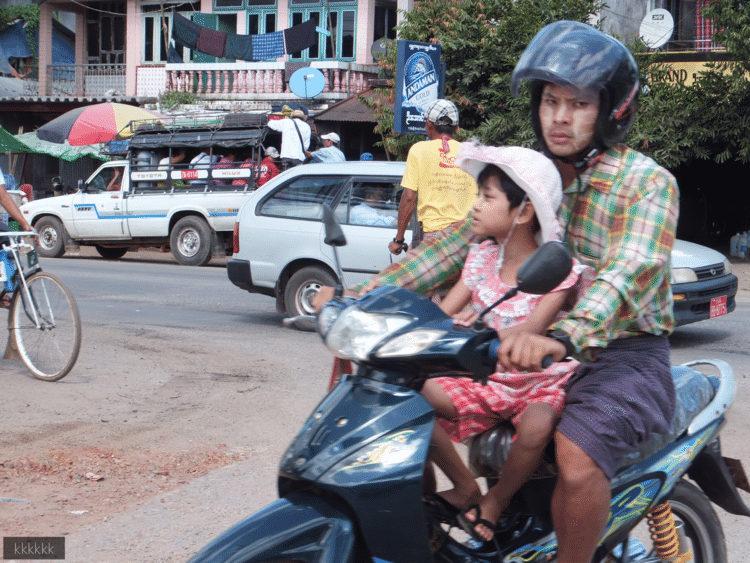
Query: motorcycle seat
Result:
<box><xmin>467</xmin><ymin>363</ymin><xmax>720</xmax><ymax>479</ymax></box>
<box><xmin>620</xmin><ymin>364</ymin><xmax>718</xmax><ymax>467</ymax></box>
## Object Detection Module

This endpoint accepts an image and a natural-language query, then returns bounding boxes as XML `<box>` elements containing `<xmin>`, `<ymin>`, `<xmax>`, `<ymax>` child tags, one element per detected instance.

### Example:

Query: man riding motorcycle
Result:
<box><xmin>316</xmin><ymin>21</ymin><xmax>680</xmax><ymax>563</ymax></box>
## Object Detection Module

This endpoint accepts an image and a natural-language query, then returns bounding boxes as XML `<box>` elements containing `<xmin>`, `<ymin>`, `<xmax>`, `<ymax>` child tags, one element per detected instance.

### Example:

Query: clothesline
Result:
<box><xmin>172</xmin><ymin>11</ymin><xmax>319</xmax><ymax>62</ymax></box>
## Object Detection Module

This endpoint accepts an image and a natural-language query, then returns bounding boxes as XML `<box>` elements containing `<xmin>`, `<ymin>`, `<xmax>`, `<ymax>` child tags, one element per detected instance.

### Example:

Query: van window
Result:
<box><xmin>335</xmin><ymin>179</ymin><xmax>401</xmax><ymax>227</ymax></box>
<box><xmin>259</xmin><ymin>176</ymin><xmax>346</xmax><ymax>220</ymax></box>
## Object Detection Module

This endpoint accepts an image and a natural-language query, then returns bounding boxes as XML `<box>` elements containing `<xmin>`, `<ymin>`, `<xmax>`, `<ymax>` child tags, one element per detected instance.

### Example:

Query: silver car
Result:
<box><xmin>227</xmin><ymin>161</ymin><xmax>737</xmax><ymax>328</ymax></box>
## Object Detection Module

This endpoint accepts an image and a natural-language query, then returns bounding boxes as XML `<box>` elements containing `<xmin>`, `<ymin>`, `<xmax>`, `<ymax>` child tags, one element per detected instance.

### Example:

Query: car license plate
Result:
<box><xmin>27</xmin><ymin>249</ymin><xmax>38</xmax><ymax>268</ymax></box>
<box><xmin>710</xmin><ymin>295</ymin><xmax>727</xmax><ymax>318</ymax></box>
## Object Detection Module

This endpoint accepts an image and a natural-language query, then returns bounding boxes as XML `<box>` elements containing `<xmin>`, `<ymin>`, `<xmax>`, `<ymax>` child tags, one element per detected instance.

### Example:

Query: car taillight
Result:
<box><xmin>233</xmin><ymin>222</ymin><xmax>239</xmax><ymax>254</ymax></box>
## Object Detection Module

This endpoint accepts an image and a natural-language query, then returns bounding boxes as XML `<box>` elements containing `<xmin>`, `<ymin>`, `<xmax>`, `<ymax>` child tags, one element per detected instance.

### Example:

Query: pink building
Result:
<box><xmin>34</xmin><ymin>0</ymin><xmax>415</xmax><ymax>105</ymax></box>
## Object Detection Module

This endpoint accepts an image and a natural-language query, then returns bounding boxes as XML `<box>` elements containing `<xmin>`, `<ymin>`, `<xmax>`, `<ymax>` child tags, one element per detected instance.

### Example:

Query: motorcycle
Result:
<box><xmin>188</xmin><ymin>207</ymin><xmax>750</xmax><ymax>563</ymax></box>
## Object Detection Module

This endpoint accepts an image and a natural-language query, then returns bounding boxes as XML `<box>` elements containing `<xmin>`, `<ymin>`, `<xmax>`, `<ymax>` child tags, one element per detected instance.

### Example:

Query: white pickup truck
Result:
<box><xmin>20</xmin><ymin>121</ymin><xmax>269</xmax><ymax>266</ymax></box>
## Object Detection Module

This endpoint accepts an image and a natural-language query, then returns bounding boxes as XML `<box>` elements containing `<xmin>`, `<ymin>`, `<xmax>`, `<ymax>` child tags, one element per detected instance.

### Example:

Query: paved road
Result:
<box><xmin>4</xmin><ymin>252</ymin><xmax>750</xmax><ymax>562</ymax></box>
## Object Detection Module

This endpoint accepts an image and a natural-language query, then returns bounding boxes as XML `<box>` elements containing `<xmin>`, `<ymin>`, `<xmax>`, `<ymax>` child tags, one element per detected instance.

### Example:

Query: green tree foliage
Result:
<box><xmin>0</xmin><ymin>5</ymin><xmax>40</xmax><ymax>30</ymax></box>
<box><xmin>362</xmin><ymin>0</ymin><xmax>599</xmax><ymax>160</ymax></box>
<box><xmin>630</xmin><ymin>0</ymin><xmax>750</xmax><ymax>167</ymax></box>
<box><xmin>367</xmin><ymin>0</ymin><xmax>750</xmax><ymax>167</ymax></box>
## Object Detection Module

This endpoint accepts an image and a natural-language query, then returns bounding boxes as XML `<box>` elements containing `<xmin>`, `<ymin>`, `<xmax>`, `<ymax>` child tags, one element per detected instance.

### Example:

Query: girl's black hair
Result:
<box><xmin>477</xmin><ymin>164</ymin><xmax>540</xmax><ymax>232</ymax></box>
<box><xmin>477</xmin><ymin>164</ymin><xmax>526</xmax><ymax>208</ymax></box>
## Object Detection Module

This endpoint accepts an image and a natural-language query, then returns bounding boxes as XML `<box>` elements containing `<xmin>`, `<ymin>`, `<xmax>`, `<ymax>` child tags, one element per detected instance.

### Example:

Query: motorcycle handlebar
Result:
<box><xmin>487</xmin><ymin>339</ymin><xmax>553</xmax><ymax>370</ymax></box>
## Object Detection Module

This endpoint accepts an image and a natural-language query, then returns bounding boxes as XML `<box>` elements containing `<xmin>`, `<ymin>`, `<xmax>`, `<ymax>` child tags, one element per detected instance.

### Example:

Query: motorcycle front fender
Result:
<box><xmin>187</xmin><ymin>491</ymin><xmax>357</xmax><ymax>563</ymax></box>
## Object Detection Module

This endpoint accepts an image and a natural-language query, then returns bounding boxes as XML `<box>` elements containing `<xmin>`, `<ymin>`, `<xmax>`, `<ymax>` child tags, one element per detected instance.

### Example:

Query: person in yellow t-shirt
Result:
<box><xmin>388</xmin><ymin>99</ymin><xmax>477</xmax><ymax>255</ymax></box>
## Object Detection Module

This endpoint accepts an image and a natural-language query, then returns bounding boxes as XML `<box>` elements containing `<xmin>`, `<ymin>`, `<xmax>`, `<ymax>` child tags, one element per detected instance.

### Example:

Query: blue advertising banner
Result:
<box><xmin>394</xmin><ymin>40</ymin><xmax>443</xmax><ymax>134</ymax></box>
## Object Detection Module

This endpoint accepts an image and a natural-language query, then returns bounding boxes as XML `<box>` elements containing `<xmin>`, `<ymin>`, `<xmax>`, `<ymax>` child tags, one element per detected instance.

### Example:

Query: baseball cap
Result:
<box><xmin>425</xmin><ymin>99</ymin><xmax>459</xmax><ymax>127</ymax></box>
<box><xmin>265</xmin><ymin>146</ymin><xmax>279</xmax><ymax>158</ymax></box>
<box><xmin>456</xmin><ymin>143</ymin><xmax>562</xmax><ymax>244</ymax></box>
<box><xmin>321</xmin><ymin>132</ymin><xmax>340</xmax><ymax>144</ymax></box>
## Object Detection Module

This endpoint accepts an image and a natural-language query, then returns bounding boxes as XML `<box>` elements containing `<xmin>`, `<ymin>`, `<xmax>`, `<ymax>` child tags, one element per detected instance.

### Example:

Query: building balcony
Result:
<box><xmin>16</xmin><ymin>64</ymin><xmax>127</xmax><ymax>98</ymax></box>
<box><xmin>159</xmin><ymin>60</ymin><xmax>380</xmax><ymax>102</ymax></box>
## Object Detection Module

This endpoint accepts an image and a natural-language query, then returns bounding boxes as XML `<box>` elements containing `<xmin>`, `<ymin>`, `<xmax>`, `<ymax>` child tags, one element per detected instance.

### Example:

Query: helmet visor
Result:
<box><xmin>511</xmin><ymin>21</ymin><xmax>636</xmax><ymax>98</ymax></box>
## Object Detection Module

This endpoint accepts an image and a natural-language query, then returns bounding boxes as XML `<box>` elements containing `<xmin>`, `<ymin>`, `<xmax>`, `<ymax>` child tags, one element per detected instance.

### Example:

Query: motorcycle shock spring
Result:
<box><xmin>646</xmin><ymin>501</ymin><xmax>680</xmax><ymax>560</ymax></box>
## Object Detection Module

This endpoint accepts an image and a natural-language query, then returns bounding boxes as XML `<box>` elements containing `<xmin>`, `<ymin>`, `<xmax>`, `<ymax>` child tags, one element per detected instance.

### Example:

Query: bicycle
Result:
<box><xmin>1</xmin><ymin>231</ymin><xmax>81</xmax><ymax>381</ymax></box>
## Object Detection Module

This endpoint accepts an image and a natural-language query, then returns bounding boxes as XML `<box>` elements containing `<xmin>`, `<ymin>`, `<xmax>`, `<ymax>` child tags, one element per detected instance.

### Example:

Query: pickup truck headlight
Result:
<box><xmin>324</xmin><ymin>307</ymin><xmax>412</xmax><ymax>361</ymax></box>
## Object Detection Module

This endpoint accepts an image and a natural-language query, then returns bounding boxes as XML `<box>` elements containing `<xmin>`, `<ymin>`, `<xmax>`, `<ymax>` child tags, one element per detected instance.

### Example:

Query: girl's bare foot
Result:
<box><xmin>437</xmin><ymin>485</ymin><xmax>482</xmax><ymax>512</ymax></box>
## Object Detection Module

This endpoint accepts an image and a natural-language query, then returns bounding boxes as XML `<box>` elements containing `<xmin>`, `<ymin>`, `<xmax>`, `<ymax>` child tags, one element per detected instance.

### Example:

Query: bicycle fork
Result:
<box><xmin>8</xmin><ymin>248</ymin><xmax>49</xmax><ymax>330</ymax></box>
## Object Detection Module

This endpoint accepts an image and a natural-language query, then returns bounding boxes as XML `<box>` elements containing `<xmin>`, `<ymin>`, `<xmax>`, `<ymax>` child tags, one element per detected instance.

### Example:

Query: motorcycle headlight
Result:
<box><xmin>375</xmin><ymin>329</ymin><xmax>447</xmax><ymax>358</ymax></box>
<box><xmin>325</xmin><ymin>307</ymin><xmax>412</xmax><ymax>361</ymax></box>
<box><xmin>317</xmin><ymin>301</ymin><xmax>343</xmax><ymax>337</ymax></box>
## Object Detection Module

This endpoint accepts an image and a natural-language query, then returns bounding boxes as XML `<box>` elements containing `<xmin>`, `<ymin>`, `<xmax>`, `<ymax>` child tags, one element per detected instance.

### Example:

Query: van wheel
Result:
<box><xmin>35</xmin><ymin>216</ymin><xmax>66</xmax><ymax>258</ymax></box>
<box><xmin>284</xmin><ymin>266</ymin><xmax>336</xmax><ymax>331</ymax></box>
<box><xmin>95</xmin><ymin>245</ymin><xmax>128</xmax><ymax>260</ymax></box>
<box><xmin>170</xmin><ymin>216</ymin><xmax>213</xmax><ymax>266</ymax></box>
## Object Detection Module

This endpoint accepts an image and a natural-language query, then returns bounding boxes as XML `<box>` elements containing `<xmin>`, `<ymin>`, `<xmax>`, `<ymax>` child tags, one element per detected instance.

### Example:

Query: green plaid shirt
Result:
<box><xmin>551</xmin><ymin>145</ymin><xmax>679</xmax><ymax>352</ymax></box>
<box><xmin>357</xmin><ymin>145</ymin><xmax>679</xmax><ymax>355</ymax></box>
<box><xmin>355</xmin><ymin>219</ymin><xmax>474</xmax><ymax>294</ymax></box>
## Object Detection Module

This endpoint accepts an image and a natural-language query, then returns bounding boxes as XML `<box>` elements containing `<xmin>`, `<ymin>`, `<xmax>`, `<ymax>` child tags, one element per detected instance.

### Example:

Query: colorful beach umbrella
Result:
<box><xmin>36</xmin><ymin>102</ymin><xmax>164</xmax><ymax>146</ymax></box>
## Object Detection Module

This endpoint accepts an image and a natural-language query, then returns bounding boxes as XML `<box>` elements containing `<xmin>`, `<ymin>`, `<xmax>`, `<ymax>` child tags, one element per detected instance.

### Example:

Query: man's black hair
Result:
<box><xmin>432</xmin><ymin>123</ymin><xmax>458</xmax><ymax>135</ymax></box>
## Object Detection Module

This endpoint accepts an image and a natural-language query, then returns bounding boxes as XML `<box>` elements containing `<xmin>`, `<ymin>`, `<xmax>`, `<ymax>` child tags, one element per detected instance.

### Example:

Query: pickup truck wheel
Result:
<box><xmin>35</xmin><ymin>216</ymin><xmax>66</xmax><ymax>258</ymax></box>
<box><xmin>95</xmin><ymin>245</ymin><xmax>128</xmax><ymax>260</ymax></box>
<box><xmin>284</xmin><ymin>266</ymin><xmax>336</xmax><ymax>331</ymax></box>
<box><xmin>170</xmin><ymin>216</ymin><xmax>213</xmax><ymax>266</ymax></box>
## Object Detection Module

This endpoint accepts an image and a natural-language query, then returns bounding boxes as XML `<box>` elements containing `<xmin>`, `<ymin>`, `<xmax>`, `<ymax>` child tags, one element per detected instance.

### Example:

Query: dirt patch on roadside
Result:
<box><xmin>1</xmin><ymin>445</ymin><xmax>245</xmax><ymax>537</ymax></box>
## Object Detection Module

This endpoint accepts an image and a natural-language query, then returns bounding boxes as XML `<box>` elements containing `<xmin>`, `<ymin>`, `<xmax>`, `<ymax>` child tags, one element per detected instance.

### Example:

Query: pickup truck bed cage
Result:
<box><xmin>128</xmin><ymin>124</ymin><xmax>268</xmax><ymax>151</ymax></box>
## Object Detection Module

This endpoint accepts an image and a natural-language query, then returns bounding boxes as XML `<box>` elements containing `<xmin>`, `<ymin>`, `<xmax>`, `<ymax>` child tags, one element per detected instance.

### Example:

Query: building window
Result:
<box><xmin>248</xmin><ymin>10</ymin><xmax>277</xmax><ymax>36</ymax></box>
<box><xmin>374</xmin><ymin>3</ymin><xmax>397</xmax><ymax>42</ymax></box>
<box><xmin>289</xmin><ymin>2</ymin><xmax>356</xmax><ymax>61</ymax></box>
<box><xmin>214</xmin><ymin>0</ymin><xmax>276</xmax><ymax>10</ymax></box>
<box><xmin>88</xmin><ymin>2</ymin><xmax>126</xmax><ymax>65</ymax></box>
<box><xmin>649</xmin><ymin>0</ymin><xmax>723</xmax><ymax>51</ymax></box>
<box><xmin>142</xmin><ymin>4</ymin><xmax>200</xmax><ymax>63</ymax></box>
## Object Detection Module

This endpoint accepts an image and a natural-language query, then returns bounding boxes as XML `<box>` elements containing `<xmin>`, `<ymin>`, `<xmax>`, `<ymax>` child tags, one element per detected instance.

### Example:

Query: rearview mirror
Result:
<box><xmin>515</xmin><ymin>241</ymin><xmax>573</xmax><ymax>295</ymax></box>
<box><xmin>322</xmin><ymin>205</ymin><xmax>347</xmax><ymax>247</ymax></box>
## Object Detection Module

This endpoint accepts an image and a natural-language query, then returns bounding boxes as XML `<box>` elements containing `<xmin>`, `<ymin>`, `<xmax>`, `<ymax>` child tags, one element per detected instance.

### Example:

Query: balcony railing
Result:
<box><xmin>163</xmin><ymin>61</ymin><xmax>379</xmax><ymax>98</ymax></box>
<box><xmin>13</xmin><ymin>64</ymin><xmax>126</xmax><ymax>98</ymax></box>
<box><xmin>15</xmin><ymin>61</ymin><xmax>378</xmax><ymax>100</ymax></box>
<box><xmin>46</xmin><ymin>64</ymin><xmax>126</xmax><ymax>97</ymax></box>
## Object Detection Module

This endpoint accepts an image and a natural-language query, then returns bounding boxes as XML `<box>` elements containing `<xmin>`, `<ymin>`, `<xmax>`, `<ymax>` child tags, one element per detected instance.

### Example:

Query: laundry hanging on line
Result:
<box><xmin>172</xmin><ymin>12</ymin><xmax>319</xmax><ymax>61</ymax></box>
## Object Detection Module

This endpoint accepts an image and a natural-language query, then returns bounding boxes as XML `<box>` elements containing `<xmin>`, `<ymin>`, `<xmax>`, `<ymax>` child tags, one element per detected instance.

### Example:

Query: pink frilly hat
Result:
<box><xmin>455</xmin><ymin>142</ymin><xmax>563</xmax><ymax>244</ymax></box>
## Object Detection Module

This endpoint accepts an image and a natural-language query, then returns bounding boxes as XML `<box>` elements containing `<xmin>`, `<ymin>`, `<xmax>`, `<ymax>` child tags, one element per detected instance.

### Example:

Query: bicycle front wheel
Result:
<box><xmin>11</xmin><ymin>271</ymin><xmax>81</xmax><ymax>381</ymax></box>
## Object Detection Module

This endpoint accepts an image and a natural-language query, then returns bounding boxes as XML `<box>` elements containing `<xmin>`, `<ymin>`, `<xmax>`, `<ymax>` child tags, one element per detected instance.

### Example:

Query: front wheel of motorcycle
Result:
<box><xmin>625</xmin><ymin>480</ymin><xmax>726</xmax><ymax>563</ymax></box>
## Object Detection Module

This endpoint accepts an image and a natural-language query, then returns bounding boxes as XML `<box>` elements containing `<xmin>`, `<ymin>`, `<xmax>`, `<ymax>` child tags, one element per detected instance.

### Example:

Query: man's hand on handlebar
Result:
<box><xmin>311</xmin><ymin>286</ymin><xmax>359</xmax><ymax>313</ymax></box>
<box><xmin>497</xmin><ymin>332</ymin><xmax>566</xmax><ymax>373</ymax></box>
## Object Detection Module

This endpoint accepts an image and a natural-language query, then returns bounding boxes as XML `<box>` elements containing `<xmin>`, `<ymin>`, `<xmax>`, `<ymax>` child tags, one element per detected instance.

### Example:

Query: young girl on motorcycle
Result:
<box><xmin>420</xmin><ymin>143</ymin><xmax>590</xmax><ymax>542</ymax></box>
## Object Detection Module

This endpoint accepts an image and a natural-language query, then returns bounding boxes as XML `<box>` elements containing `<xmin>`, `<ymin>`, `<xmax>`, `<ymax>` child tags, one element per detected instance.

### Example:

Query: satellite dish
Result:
<box><xmin>371</xmin><ymin>37</ymin><xmax>391</xmax><ymax>59</ymax></box>
<box><xmin>640</xmin><ymin>9</ymin><xmax>674</xmax><ymax>49</ymax></box>
<box><xmin>289</xmin><ymin>67</ymin><xmax>326</xmax><ymax>99</ymax></box>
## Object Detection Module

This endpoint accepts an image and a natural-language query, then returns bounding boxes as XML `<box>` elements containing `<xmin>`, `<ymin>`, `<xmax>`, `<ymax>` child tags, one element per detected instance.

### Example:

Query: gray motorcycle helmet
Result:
<box><xmin>511</xmin><ymin>20</ymin><xmax>640</xmax><ymax>157</ymax></box>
